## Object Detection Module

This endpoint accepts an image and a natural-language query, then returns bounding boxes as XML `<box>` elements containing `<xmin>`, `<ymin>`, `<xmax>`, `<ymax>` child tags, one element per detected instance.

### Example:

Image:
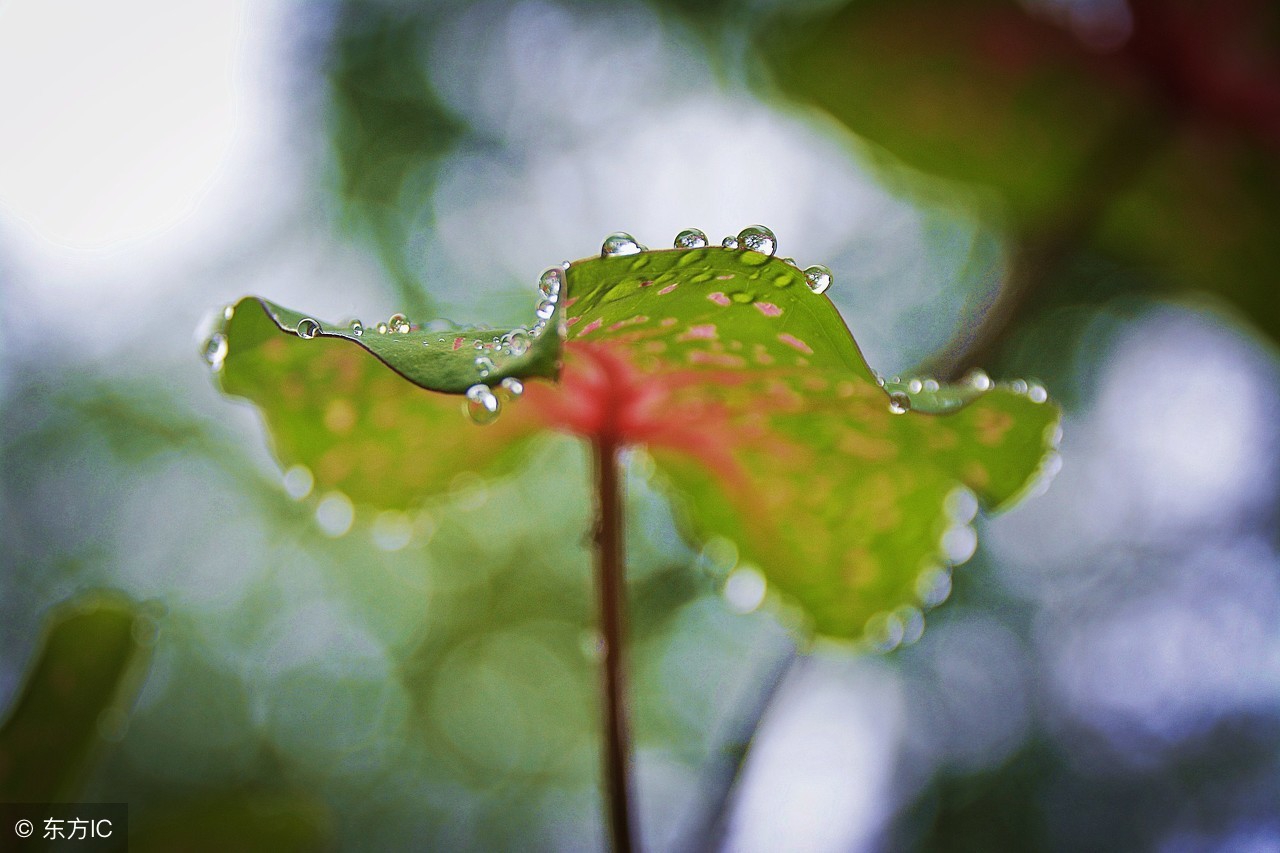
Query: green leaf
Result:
<box><xmin>0</xmin><ymin>594</ymin><xmax>151</xmax><ymax>801</ymax></box>
<box><xmin>212</xmin><ymin>293</ymin><xmax>562</xmax><ymax>509</ymax></box>
<box><xmin>210</xmin><ymin>236</ymin><xmax>1058</xmax><ymax>642</ymax></box>
<box><xmin>562</xmin><ymin>243</ymin><xmax>1059</xmax><ymax>640</ymax></box>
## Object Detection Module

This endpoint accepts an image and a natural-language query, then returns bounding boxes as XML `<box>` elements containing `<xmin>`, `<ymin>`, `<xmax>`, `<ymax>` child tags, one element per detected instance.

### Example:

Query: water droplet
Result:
<box><xmin>536</xmin><ymin>299</ymin><xmax>555</xmax><ymax>321</ymax></box>
<box><xmin>473</xmin><ymin>339</ymin><xmax>485</xmax><ymax>350</ymax></box>
<box><xmin>465</xmin><ymin>383</ymin><xmax>501</xmax><ymax>425</ymax></box>
<box><xmin>781</xmin><ymin>257</ymin><xmax>798</xmax><ymax>267</ymax></box>
<box><xmin>504</xmin><ymin>328</ymin><xmax>531</xmax><ymax>357</ymax></box>
<box><xmin>475</xmin><ymin>356</ymin><xmax>495</xmax><ymax>377</ymax></box>
<box><xmin>888</xmin><ymin>391</ymin><xmax>911</xmax><ymax>414</ymax></box>
<box><xmin>222</xmin><ymin>304</ymin><xmax>235</xmax><ymax>321</ymax></box>
<box><xmin>295</xmin><ymin>318</ymin><xmax>321</xmax><ymax>339</ymax></box>
<box><xmin>916</xmin><ymin>565</ymin><xmax>953</xmax><ymax>608</ymax></box>
<box><xmin>348</xmin><ymin>319</ymin><xmax>364</xmax><ymax>336</ymax></box>
<box><xmin>202</xmin><ymin>333</ymin><xmax>228</xmax><ymax>370</ymax></box>
<box><xmin>896</xmin><ymin>606</ymin><xmax>925</xmax><ymax>645</ymax></box>
<box><xmin>283</xmin><ymin>465</ymin><xmax>313</xmax><ymax>500</ymax></box>
<box><xmin>539</xmin><ymin>267</ymin><xmax>563</xmax><ymax>299</ymax></box>
<box><xmin>923</xmin><ymin>379</ymin><xmax>940</xmax><ymax>393</ymax></box>
<box><xmin>601</xmin><ymin>231</ymin><xmax>644</xmax><ymax>257</ymax></box>
<box><xmin>316</xmin><ymin>491</ymin><xmax>355</xmax><ymax>537</ymax></box>
<box><xmin>908</xmin><ymin>378</ymin><xmax>924</xmax><ymax>394</ymax></box>
<box><xmin>721</xmin><ymin>236</ymin><xmax>739</xmax><ymax>249</ymax></box>
<box><xmin>376</xmin><ymin>322</ymin><xmax>388</xmax><ymax>334</ymax></box>
<box><xmin>1010</xmin><ymin>379</ymin><xmax>1029</xmax><ymax>395</ymax></box>
<box><xmin>944</xmin><ymin>487</ymin><xmax>978</xmax><ymax>524</ymax></box>
<box><xmin>737</xmin><ymin>225</ymin><xmax>777</xmax><ymax>257</ymax></box>
<box><xmin>723</xmin><ymin>566</ymin><xmax>767</xmax><ymax>614</ymax></box>
<box><xmin>864</xmin><ymin>611</ymin><xmax>905</xmax><ymax>653</ymax></box>
<box><xmin>874</xmin><ymin>371</ymin><xmax>886</xmax><ymax>388</ymax></box>
<box><xmin>674</xmin><ymin>228</ymin><xmax>709</xmax><ymax>249</ymax></box>
<box><xmin>498</xmin><ymin>377</ymin><xmax>524</xmax><ymax>399</ymax></box>
<box><xmin>1028</xmin><ymin>382</ymin><xmax>1048</xmax><ymax>404</ymax></box>
<box><xmin>803</xmin><ymin>264</ymin><xmax>832</xmax><ymax>294</ymax></box>
<box><xmin>965</xmin><ymin>369</ymin><xmax>992</xmax><ymax>391</ymax></box>
<box><xmin>372</xmin><ymin>510</ymin><xmax>413</xmax><ymax>552</ymax></box>
<box><xmin>941</xmin><ymin>524</ymin><xmax>978</xmax><ymax>564</ymax></box>
<box><xmin>388</xmin><ymin>313</ymin><xmax>410</xmax><ymax>334</ymax></box>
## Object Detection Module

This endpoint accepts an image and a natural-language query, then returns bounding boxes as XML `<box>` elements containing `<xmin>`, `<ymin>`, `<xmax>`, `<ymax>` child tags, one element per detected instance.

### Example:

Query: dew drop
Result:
<box><xmin>536</xmin><ymin>299</ymin><xmax>555</xmax><ymax>321</ymax></box>
<box><xmin>781</xmin><ymin>257</ymin><xmax>798</xmax><ymax>267</ymax></box>
<box><xmin>874</xmin><ymin>371</ymin><xmax>886</xmax><ymax>388</ymax></box>
<box><xmin>803</xmin><ymin>264</ymin><xmax>833</xmax><ymax>294</ymax></box>
<box><xmin>674</xmin><ymin>228</ymin><xmax>709</xmax><ymax>249</ymax></box>
<box><xmin>504</xmin><ymin>328</ymin><xmax>531</xmax><ymax>357</ymax></box>
<box><xmin>498</xmin><ymin>377</ymin><xmax>524</xmax><ymax>399</ymax></box>
<box><xmin>737</xmin><ymin>225</ymin><xmax>777</xmax><ymax>257</ymax></box>
<box><xmin>475</xmin><ymin>356</ymin><xmax>495</xmax><ymax>378</ymax></box>
<box><xmin>723</xmin><ymin>566</ymin><xmax>767</xmax><ymax>614</ymax></box>
<box><xmin>348</xmin><ymin>319</ymin><xmax>364</xmax><ymax>336</ymax></box>
<box><xmin>923</xmin><ymin>379</ymin><xmax>940</xmax><ymax>393</ymax></box>
<box><xmin>865</xmin><ymin>611</ymin><xmax>905</xmax><ymax>653</ymax></box>
<box><xmin>908</xmin><ymin>378</ymin><xmax>924</xmax><ymax>394</ymax></box>
<box><xmin>282</xmin><ymin>465</ymin><xmax>314</xmax><ymax>500</ymax></box>
<box><xmin>896</xmin><ymin>606</ymin><xmax>925</xmax><ymax>646</ymax></box>
<box><xmin>916</xmin><ymin>565</ymin><xmax>953</xmax><ymax>608</ymax></box>
<box><xmin>1028</xmin><ymin>382</ymin><xmax>1048</xmax><ymax>404</ymax></box>
<box><xmin>539</xmin><ymin>267</ymin><xmax>563</xmax><ymax>299</ymax></box>
<box><xmin>376</xmin><ymin>322</ymin><xmax>388</xmax><ymax>334</ymax></box>
<box><xmin>721</xmin><ymin>236</ymin><xmax>739</xmax><ymax>249</ymax></box>
<box><xmin>222</xmin><ymin>304</ymin><xmax>235</xmax><ymax>321</ymax></box>
<box><xmin>296</xmin><ymin>318</ymin><xmax>321</xmax><ymax>339</ymax></box>
<box><xmin>1010</xmin><ymin>378</ymin><xmax>1029</xmax><ymax>395</ymax></box>
<box><xmin>372</xmin><ymin>510</ymin><xmax>413</xmax><ymax>552</ymax></box>
<box><xmin>888</xmin><ymin>391</ymin><xmax>911</xmax><ymax>414</ymax></box>
<box><xmin>316</xmin><ymin>491</ymin><xmax>354</xmax><ymax>537</ymax></box>
<box><xmin>601</xmin><ymin>231</ymin><xmax>644</xmax><ymax>257</ymax></box>
<box><xmin>465</xmin><ymin>383</ymin><xmax>501</xmax><ymax>425</ymax></box>
<box><xmin>202</xmin><ymin>333</ymin><xmax>228</xmax><ymax>370</ymax></box>
<box><xmin>965</xmin><ymin>369</ymin><xmax>992</xmax><ymax>391</ymax></box>
<box><xmin>388</xmin><ymin>313</ymin><xmax>410</xmax><ymax>334</ymax></box>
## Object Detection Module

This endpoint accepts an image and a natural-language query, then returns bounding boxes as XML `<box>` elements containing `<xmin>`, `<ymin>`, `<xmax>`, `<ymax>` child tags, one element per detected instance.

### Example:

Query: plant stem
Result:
<box><xmin>593</xmin><ymin>436</ymin><xmax>637</xmax><ymax>853</ymax></box>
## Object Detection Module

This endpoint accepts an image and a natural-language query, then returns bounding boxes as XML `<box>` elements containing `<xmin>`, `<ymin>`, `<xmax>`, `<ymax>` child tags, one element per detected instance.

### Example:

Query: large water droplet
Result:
<box><xmin>1028</xmin><ymin>382</ymin><xmax>1048</xmax><ymax>404</ymax></box>
<box><xmin>465</xmin><ymin>383</ymin><xmax>501</xmax><ymax>425</ymax></box>
<box><xmin>348</xmin><ymin>319</ymin><xmax>364</xmax><ymax>337</ymax></box>
<box><xmin>804</xmin><ymin>264</ymin><xmax>832</xmax><ymax>294</ymax></box>
<box><xmin>601</xmin><ymin>232</ymin><xmax>644</xmax><ymax>257</ymax></box>
<box><xmin>888</xmin><ymin>391</ymin><xmax>911</xmax><ymax>414</ymax></box>
<box><xmin>723</xmin><ymin>566</ymin><xmax>766</xmax><ymax>614</ymax></box>
<box><xmin>504</xmin><ymin>328</ymin><xmax>531</xmax><ymax>357</ymax></box>
<box><xmin>296</xmin><ymin>318</ymin><xmax>321</xmax><ymax>339</ymax></box>
<box><xmin>535</xmin><ymin>299</ymin><xmax>555</xmax><ymax>321</ymax></box>
<box><xmin>539</xmin><ymin>267</ymin><xmax>563</xmax><ymax>299</ymax></box>
<box><xmin>202</xmin><ymin>333</ymin><xmax>228</xmax><ymax>370</ymax></box>
<box><xmin>674</xmin><ymin>228</ymin><xmax>709</xmax><ymax>249</ymax></box>
<box><xmin>737</xmin><ymin>225</ymin><xmax>777</xmax><ymax>257</ymax></box>
<box><xmin>315</xmin><ymin>491</ymin><xmax>355</xmax><ymax>537</ymax></box>
<box><xmin>388</xmin><ymin>313</ymin><xmax>410</xmax><ymax>334</ymax></box>
<box><xmin>721</xmin><ymin>235</ymin><xmax>739</xmax><ymax>249</ymax></box>
<box><xmin>475</xmin><ymin>356</ymin><xmax>495</xmax><ymax>377</ymax></box>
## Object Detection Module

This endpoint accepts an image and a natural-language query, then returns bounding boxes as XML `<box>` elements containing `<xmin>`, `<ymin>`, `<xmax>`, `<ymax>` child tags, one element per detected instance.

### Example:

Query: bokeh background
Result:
<box><xmin>2</xmin><ymin>0</ymin><xmax>1279</xmax><ymax>850</ymax></box>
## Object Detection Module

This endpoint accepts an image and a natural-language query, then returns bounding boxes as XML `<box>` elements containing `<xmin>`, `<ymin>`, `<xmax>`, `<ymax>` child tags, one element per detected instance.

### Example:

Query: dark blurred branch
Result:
<box><xmin>928</xmin><ymin>103</ymin><xmax>1177</xmax><ymax>380</ymax></box>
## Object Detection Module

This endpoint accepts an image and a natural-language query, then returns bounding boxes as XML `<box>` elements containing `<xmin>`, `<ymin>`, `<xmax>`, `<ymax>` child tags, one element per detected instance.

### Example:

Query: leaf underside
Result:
<box><xmin>214</xmin><ymin>243</ymin><xmax>1059</xmax><ymax>641</ymax></box>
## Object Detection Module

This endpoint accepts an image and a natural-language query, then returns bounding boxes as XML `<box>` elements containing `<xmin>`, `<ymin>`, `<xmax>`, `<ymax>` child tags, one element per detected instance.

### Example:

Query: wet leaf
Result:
<box><xmin>556</xmin><ymin>243</ymin><xmax>1059</xmax><ymax>640</ymax></box>
<box><xmin>0</xmin><ymin>594</ymin><xmax>151</xmax><ymax>801</ymax></box>
<box><xmin>211</xmin><ymin>237</ymin><xmax>1058</xmax><ymax>642</ymax></box>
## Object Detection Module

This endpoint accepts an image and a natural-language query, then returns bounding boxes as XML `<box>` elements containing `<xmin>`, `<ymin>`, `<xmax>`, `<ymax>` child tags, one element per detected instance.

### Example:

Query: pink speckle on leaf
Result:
<box><xmin>452</xmin><ymin>336</ymin><xmax>466</xmax><ymax>351</ymax></box>
<box><xmin>708</xmin><ymin>292</ymin><xmax>731</xmax><ymax>306</ymax></box>
<box><xmin>660</xmin><ymin>317</ymin><xmax>677</xmax><ymax>327</ymax></box>
<box><xmin>778</xmin><ymin>333</ymin><xmax>813</xmax><ymax>355</ymax></box>
<box><xmin>678</xmin><ymin>324</ymin><xmax>718</xmax><ymax>342</ymax></box>
<box><xmin>689</xmin><ymin>350</ymin><xmax>745</xmax><ymax>368</ymax></box>
<box><xmin>716</xmin><ymin>274</ymin><xmax>734</xmax><ymax>280</ymax></box>
<box><xmin>608</xmin><ymin>315</ymin><xmax>649</xmax><ymax>332</ymax></box>
<box><xmin>639</xmin><ymin>280</ymin><xmax>654</xmax><ymax>288</ymax></box>
<box><xmin>578</xmin><ymin>318</ymin><xmax>604</xmax><ymax>337</ymax></box>
<box><xmin>755</xmin><ymin>302</ymin><xmax>782</xmax><ymax>317</ymax></box>
<box><xmin>658</xmin><ymin>283</ymin><xmax>679</xmax><ymax>295</ymax></box>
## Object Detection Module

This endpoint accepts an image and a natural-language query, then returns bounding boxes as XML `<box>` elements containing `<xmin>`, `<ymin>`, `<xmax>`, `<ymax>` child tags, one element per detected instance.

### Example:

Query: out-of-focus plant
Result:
<box><xmin>205</xmin><ymin>226</ymin><xmax>1058</xmax><ymax>849</ymax></box>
